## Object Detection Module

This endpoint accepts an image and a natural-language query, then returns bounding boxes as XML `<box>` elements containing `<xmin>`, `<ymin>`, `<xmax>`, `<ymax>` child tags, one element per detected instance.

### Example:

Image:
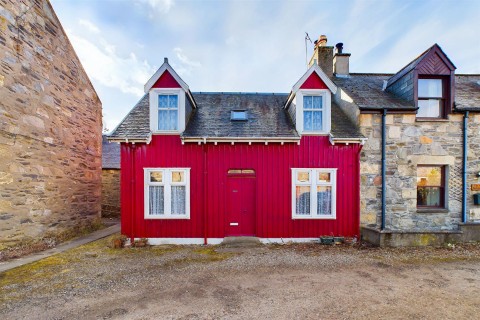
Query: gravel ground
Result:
<box><xmin>1</xmin><ymin>236</ymin><xmax>479</xmax><ymax>319</ymax></box>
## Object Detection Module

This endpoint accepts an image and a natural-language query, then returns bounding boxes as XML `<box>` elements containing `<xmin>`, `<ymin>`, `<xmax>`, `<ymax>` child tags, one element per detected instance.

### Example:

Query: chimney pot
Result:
<box><xmin>335</xmin><ymin>43</ymin><xmax>343</xmax><ymax>54</ymax></box>
<box><xmin>317</xmin><ymin>35</ymin><xmax>328</xmax><ymax>47</ymax></box>
<box><xmin>164</xmin><ymin>57</ymin><xmax>168</xmax><ymax>64</ymax></box>
<box><xmin>333</xmin><ymin>43</ymin><xmax>351</xmax><ymax>77</ymax></box>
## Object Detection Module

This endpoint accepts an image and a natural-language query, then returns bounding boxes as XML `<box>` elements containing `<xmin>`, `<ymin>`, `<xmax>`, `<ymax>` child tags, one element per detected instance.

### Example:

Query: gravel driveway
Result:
<box><xmin>1</xmin><ymin>236</ymin><xmax>479</xmax><ymax>319</ymax></box>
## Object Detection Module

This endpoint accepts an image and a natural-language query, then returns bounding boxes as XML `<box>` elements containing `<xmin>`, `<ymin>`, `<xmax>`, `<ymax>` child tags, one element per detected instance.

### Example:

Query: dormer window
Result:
<box><xmin>417</xmin><ymin>78</ymin><xmax>444</xmax><ymax>118</ymax></box>
<box><xmin>303</xmin><ymin>95</ymin><xmax>323</xmax><ymax>131</ymax></box>
<box><xmin>231</xmin><ymin>110</ymin><xmax>248</xmax><ymax>121</ymax></box>
<box><xmin>149</xmin><ymin>88</ymin><xmax>186</xmax><ymax>133</ymax></box>
<box><xmin>296</xmin><ymin>89</ymin><xmax>331</xmax><ymax>134</ymax></box>
<box><xmin>158</xmin><ymin>94</ymin><xmax>178</xmax><ymax>130</ymax></box>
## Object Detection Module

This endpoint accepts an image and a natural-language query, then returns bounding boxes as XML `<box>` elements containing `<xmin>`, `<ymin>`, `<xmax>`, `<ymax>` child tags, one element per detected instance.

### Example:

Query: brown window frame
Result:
<box><xmin>416</xmin><ymin>165</ymin><xmax>446</xmax><ymax>209</ymax></box>
<box><xmin>416</xmin><ymin>76</ymin><xmax>448</xmax><ymax>120</ymax></box>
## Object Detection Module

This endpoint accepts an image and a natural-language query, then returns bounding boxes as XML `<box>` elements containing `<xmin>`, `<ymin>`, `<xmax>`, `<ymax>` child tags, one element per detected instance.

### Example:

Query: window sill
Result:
<box><xmin>292</xmin><ymin>215</ymin><xmax>336</xmax><ymax>220</ymax></box>
<box><xmin>415</xmin><ymin>118</ymin><xmax>449</xmax><ymax>122</ymax></box>
<box><xmin>144</xmin><ymin>215</ymin><xmax>190</xmax><ymax>220</ymax></box>
<box><xmin>416</xmin><ymin>208</ymin><xmax>448</xmax><ymax>214</ymax></box>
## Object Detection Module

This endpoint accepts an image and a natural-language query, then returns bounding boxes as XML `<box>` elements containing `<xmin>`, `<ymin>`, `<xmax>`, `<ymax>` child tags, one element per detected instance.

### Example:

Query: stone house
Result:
<box><xmin>309</xmin><ymin>36</ymin><xmax>480</xmax><ymax>246</ymax></box>
<box><xmin>101</xmin><ymin>135</ymin><xmax>120</xmax><ymax>218</ymax></box>
<box><xmin>0</xmin><ymin>1</ymin><xmax>102</xmax><ymax>249</ymax></box>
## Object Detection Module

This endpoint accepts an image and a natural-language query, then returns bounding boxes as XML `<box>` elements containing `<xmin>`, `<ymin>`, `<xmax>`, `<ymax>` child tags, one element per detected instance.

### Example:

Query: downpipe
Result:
<box><xmin>381</xmin><ymin>109</ymin><xmax>387</xmax><ymax>230</ymax></box>
<box><xmin>462</xmin><ymin>111</ymin><xmax>469</xmax><ymax>223</ymax></box>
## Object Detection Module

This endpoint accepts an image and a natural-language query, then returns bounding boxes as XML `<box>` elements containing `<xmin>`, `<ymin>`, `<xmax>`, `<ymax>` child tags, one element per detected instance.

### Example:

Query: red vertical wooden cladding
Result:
<box><xmin>121</xmin><ymin>135</ymin><xmax>362</xmax><ymax>240</ymax></box>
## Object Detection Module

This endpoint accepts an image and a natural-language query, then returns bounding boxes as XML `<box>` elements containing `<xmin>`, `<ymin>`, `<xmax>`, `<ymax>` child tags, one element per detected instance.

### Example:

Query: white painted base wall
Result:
<box><xmin>132</xmin><ymin>237</ymin><xmax>320</xmax><ymax>245</ymax></box>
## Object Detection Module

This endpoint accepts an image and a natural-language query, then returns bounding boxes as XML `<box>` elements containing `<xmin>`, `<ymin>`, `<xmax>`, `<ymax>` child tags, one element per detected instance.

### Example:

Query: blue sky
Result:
<box><xmin>50</xmin><ymin>0</ymin><xmax>480</xmax><ymax>132</ymax></box>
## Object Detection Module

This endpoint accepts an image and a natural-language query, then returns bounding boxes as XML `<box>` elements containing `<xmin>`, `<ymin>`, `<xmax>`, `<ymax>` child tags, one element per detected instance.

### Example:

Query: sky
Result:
<box><xmin>50</xmin><ymin>0</ymin><xmax>480</xmax><ymax>132</ymax></box>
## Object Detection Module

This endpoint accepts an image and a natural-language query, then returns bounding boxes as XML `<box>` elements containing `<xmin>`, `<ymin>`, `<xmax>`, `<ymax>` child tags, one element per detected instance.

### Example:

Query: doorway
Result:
<box><xmin>226</xmin><ymin>170</ymin><xmax>256</xmax><ymax>236</ymax></box>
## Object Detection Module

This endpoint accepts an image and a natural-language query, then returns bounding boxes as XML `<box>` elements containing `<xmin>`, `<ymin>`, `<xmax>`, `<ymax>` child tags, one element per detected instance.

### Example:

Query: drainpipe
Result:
<box><xmin>203</xmin><ymin>143</ymin><xmax>208</xmax><ymax>245</ymax></box>
<box><xmin>381</xmin><ymin>109</ymin><xmax>387</xmax><ymax>230</ymax></box>
<box><xmin>130</xmin><ymin>143</ymin><xmax>136</xmax><ymax>244</ymax></box>
<box><xmin>462</xmin><ymin>111</ymin><xmax>469</xmax><ymax>223</ymax></box>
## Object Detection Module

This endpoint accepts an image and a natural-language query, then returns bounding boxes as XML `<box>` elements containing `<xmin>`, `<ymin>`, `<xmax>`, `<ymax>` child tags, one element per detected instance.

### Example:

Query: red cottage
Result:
<box><xmin>108</xmin><ymin>58</ymin><xmax>366</xmax><ymax>244</ymax></box>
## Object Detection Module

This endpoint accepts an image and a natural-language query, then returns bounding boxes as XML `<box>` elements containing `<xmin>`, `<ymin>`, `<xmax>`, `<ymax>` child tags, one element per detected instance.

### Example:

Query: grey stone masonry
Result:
<box><xmin>359</xmin><ymin>112</ymin><xmax>480</xmax><ymax>231</ymax></box>
<box><xmin>0</xmin><ymin>1</ymin><xmax>102</xmax><ymax>248</ymax></box>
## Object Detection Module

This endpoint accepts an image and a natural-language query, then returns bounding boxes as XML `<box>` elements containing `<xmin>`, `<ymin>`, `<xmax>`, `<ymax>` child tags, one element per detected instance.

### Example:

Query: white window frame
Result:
<box><xmin>149</xmin><ymin>88</ymin><xmax>186</xmax><ymax>133</ymax></box>
<box><xmin>295</xmin><ymin>89</ymin><xmax>331</xmax><ymax>135</ymax></box>
<box><xmin>144</xmin><ymin>168</ymin><xmax>190</xmax><ymax>219</ymax></box>
<box><xmin>291</xmin><ymin>168</ymin><xmax>337</xmax><ymax>219</ymax></box>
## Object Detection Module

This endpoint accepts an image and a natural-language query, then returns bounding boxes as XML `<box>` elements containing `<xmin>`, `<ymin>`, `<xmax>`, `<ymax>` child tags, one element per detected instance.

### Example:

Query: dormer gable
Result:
<box><xmin>146</xmin><ymin>58</ymin><xmax>196</xmax><ymax>134</ymax></box>
<box><xmin>285</xmin><ymin>64</ymin><xmax>337</xmax><ymax>135</ymax></box>
<box><xmin>385</xmin><ymin>44</ymin><xmax>456</xmax><ymax>118</ymax></box>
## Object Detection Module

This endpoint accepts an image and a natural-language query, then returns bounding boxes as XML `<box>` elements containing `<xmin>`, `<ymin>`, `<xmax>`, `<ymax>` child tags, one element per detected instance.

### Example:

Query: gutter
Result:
<box><xmin>107</xmin><ymin>135</ymin><xmax>152</xmax><ymax>144</ymax></box>
<box><xmin>381</xmin><ymin>109</ymin><xmax>387</xmax><ymax>230</ymax></box>
<box><xmin>181</xmin><ymin>136</ymin><xmax>301</xmax><ymax>145</ymax></box>
<box><xmin>462</xmin><ymin>111</ymin><xmax>469</xmax><ymax>223</ymax></box>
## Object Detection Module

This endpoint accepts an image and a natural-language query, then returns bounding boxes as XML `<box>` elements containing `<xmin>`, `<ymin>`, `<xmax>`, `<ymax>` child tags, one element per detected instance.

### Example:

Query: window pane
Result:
<box><xmin>168</xmin><ymin>110</ymin><xmax>178</xmax><ymax>130</ymax></box>
<box><xmin>312</xmin><ymin>96</ymin><xmax>322</xmax><ymax>109</ymax></box>
<box><xmin>150</xmin><ymin>171</ymin><xmax>163</xmax><ymax>182</ymax></box>
<box><xmin>418</xmin><ymin>79</ymin><xmax>442</xmax><ymax>98</ymax></box>
<box><xmin>158</xmin><ymin>110</ymin><xmax>168</xmax><ymax>130</ymax></box>
<box><xmin>303</xmin><ymin>111</ymin><xmax>313</xmax><ymax>131</ymax></box>
<box><xmin>318</xmin><ymin>172</ymin><xmax>331</xmax><ymax>183</ymax></box>
<box><xmin>418</xmin><ymin>99</ymin><xmax>440</xmax><ymax>117</ymax></box>
<box><xmin>312</xmin><ymin>111</ymin><xmax>323</xmax><ymax>131</ymax></box>
<box><xmin>303</xmin><ymin>96</ymin><xmax>312</xmax><ymax>109</ymax></box>
<box><xmin>297</xmin><ymin>171</ymin><xmax>310</xmax><ymax>182</ymax></box>
<box><xmin>417</xmin><ymin>187</ymin><xmax>441</xmax><ymax>206</ymax></box>
<box><xmin>149</xmin><ymin>186</ymin><xmax>164</xmax><ymax>215</ymax></box>
<box><xmin>317</xmin><ymin>186</ymin><xmax>332</xmax><ymax>215</ymax></box>
<box><xmin>159</xmin><ymin>95</ymin><xmax>168</xmax><ymax>108</ymax></box>
<box><xmin>171</xmin><ymin>186</ymin><xmax>186</xmax><ymax>215</ymax></box>
<box><xmin>417</xmin><ymin>166</ymin><xmax>442</xmax><ymax>186</ymax></box>
<box><xmin>172</xmin><ymin>171</ymin><xmax>184</xmax><ymax>183</ymax></box>
<box><xmin>295</xmin><ymin>186</ymin><xmax>311</xmax><ymax>215</ymax></box>
<box><xmin>168</xmin><ymin>95</ymin><xmax>178</xmax><ymax>109</ymax></box>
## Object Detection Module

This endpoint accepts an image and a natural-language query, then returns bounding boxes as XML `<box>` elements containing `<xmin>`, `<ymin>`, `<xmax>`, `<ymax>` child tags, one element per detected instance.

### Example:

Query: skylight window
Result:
<box><xmin>231</xmin><ymin>110</ymin><xmax>248</xmax><ymax>121</ymax></box>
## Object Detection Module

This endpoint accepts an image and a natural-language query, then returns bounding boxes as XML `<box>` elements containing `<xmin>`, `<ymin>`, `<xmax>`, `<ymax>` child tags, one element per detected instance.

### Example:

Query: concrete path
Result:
<box><xmin>0</xmin><ymin>223</ymin><xmax>120</xmax><ymax>273</ymax></box>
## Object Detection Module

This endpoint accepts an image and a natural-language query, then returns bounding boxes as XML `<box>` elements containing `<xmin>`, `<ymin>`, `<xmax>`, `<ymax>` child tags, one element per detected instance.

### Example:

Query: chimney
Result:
<box><xmin>309</xmin><ymin>35</ymin><xmax>333</xmax><ymax>77</ymax></box>
<box><xmin>333</xmin><ymin>43</ymin><xmax>351</xmax><ymax>77</ymax></box>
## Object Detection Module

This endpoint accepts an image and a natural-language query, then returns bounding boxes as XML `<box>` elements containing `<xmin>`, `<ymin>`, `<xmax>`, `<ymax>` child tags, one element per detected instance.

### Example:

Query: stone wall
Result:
<box><xmin>101</xmin><ymin>169</ymin><xmax>121</xmax><ymax>218</ymax></box>
<box><xmin>359</xmin><ymin>112</ymin><xmax>480</xmax><ymax>231</ymax></box>
<box><xmin>0</xmin><ymin>0</ymin><xmax>102</xmax><ymax>248</ymax></box>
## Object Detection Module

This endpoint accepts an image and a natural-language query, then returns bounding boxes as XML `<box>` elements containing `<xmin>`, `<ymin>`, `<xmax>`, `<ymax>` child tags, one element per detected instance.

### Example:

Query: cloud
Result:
<box><xmin>135</xmin><ymin>0</ymin><xmax>174</xmax><ymax>13</ymax></box>
<box><xmin>172</xmin><ymin>47</ymin><xmax>201</xmax><ymax>76</ymax></box>
<box><xmin>66</xmin><ymin>29</ymin><xmax>156</xmax><ymax>97</ymax></box>
<box><xmin>78</xmin><ymin>19</ymin><xmax>100</xmax><ymax>34</ymax></box>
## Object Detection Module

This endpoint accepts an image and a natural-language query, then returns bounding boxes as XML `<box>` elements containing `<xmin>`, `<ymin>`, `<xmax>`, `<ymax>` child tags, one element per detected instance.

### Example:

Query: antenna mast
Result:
<box><xmin>305</xmin><ymin>32</ymin><xmax>312</xmax><ymax>69</ymax></box>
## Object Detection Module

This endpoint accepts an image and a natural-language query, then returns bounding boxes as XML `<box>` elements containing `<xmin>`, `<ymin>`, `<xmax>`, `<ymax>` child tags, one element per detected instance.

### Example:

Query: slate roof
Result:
<box><xmin>182</xmin><ymin>93</ymin><xmax>299</xmax><ymax>139</ymax></box>
<box><xmin>109</xmin><ymin>92</ymin><xmax>365</xmax><ymax>142</ymax></box>
<box><xmin>109</xmin><ymin>94</ymin><xmax>150</xmax><ymax>141</ymax></box>
<box><xmin>102</xmin><ymin>135</ymin><xmax>120</xmax><ymax>169</ymax></box>
<box><xmin>333</xmin><ymin>74</ymin><xmax>414</xmax><ymax>110</ymax></box>
<box><xmin>330</xmin><ymin>102</ymin><xmax>365</xmax><ymax>140</ymax></box>
<box><xmin>332</xmin><ymin>74</ymin><xmax>480</xmax><ymax>112</ymax></box>
<box><xmin>455</xmin><ymin>75</ymin><xmax>480</xmax><ymax>111</ymax></box>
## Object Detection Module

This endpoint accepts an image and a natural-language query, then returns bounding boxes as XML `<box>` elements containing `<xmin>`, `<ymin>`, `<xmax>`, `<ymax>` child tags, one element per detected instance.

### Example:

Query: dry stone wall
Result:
<box><xmin>0</xmin><ymin>0</ymin><xmax>102</xmax><ymax>248</ymax></box>
<box><xmin>359</xmin><ymin>112</ymin><xmax>480</xmax><ymax>231</ymax></box>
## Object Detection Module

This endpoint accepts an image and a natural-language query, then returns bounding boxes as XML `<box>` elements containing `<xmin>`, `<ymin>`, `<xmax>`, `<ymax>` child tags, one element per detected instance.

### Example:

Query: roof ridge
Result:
<box><xmin>192</xmin><ymin>92</ymin><xmax>289</xmax><ymax>95</ymax></box>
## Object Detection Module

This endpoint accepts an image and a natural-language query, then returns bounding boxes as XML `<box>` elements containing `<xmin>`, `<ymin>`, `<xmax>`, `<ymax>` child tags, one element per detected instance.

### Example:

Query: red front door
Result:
<box><xmin>226</xmin><ymin>175</ymin><xmax>256</xmax><ymax>236</ymax></box>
